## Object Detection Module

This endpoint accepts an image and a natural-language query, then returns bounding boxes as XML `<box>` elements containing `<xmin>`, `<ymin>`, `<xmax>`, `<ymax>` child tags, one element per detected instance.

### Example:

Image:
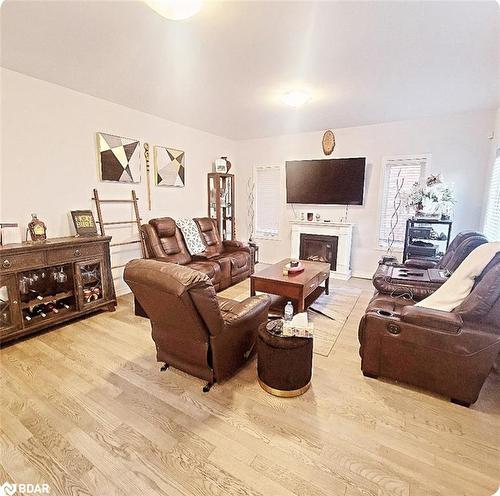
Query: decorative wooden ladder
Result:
<box><xmin>92</xmin><ymin>188</ymin><xmax>145</xmax><ymax>270</ymax></box>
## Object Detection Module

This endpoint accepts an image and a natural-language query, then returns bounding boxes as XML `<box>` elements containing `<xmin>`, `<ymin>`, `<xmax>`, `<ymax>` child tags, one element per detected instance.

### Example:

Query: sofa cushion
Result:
<box><xmin>194</xmin><ymin>217</ymin><xmax>223</xmax><ymax>256</ymax></box>
<box><xmin>189</xmin><ymin>260</ymin><xmax>222</xmax><ymax>285</ymax></box>
<box><xmin>145</xmin><ymin>218</ymin><xmax>192</xmax><ymax>265</ymax></box>
<box><xmin>228</xmin><ymin>251</ymin><xmax>250</xmax><ymax>269</ymax></box>
<box><xmin>150</xmin><ymin>217</ymin><xmax>177</xmax><ymax>239</ymax></box>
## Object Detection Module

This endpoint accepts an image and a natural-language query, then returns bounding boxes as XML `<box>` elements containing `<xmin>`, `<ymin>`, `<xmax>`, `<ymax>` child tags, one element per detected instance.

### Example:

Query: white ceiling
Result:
<box><xmin>1</xmin><ymin>1</ymin><xmax>499</xmax><ymax>140</ymax></box>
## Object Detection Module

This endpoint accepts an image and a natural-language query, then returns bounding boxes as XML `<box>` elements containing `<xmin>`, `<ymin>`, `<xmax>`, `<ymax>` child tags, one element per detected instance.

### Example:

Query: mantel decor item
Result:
<box><xmin>404</xmin><ymin>174</ymin><xmax>455</xmax><ymax>219</ymax></box>
<box><xmin>322</xmin><ymin>130</ymin><xmax>335</xmax><ymax>156</ymax></box>
<box><xmin>27</xmin><ymin>214</ymin><xmax>47</xmax><ymax>242</ymax></box>
<box><xmin>71</xmin><ymin>210</ymin><xmax>98</xmax><ymax>237</ymax></box>
<box><xmin>154</xmin><ymin>146</ymin><xmax>185</xmax><ymax>187</ymax></box>
<box><xmin>96</xmin><ymin>132</ymin><xmax>141</xmax><ymax>183</ymax></box>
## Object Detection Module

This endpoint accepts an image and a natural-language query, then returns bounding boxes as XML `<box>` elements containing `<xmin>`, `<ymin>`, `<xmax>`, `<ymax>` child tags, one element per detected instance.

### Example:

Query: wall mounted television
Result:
<box><xmin>285</xmin><ymin>157</ymin><xmax>366</xmax><ymax>205</ymax></box>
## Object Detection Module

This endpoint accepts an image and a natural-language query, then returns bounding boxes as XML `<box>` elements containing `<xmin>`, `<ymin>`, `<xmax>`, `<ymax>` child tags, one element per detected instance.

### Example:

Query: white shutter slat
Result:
<box><xmin>255</xmin><ymin>166</ymin><xmax>280</xmax><ymax>237</ymax></box>
<box><xmin>379</xmin><ymin>156</ymin><xmax>429</xmax><ymax>247</ymax></box>
<box><xmin>484</xmin><ymin>150</ymin><xmax>500</xmax><ymax>241</ymax></box>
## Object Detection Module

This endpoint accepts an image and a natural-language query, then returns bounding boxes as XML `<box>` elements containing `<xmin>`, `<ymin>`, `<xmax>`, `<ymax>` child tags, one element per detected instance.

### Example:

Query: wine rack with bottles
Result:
<box><xmin>0</xmin><ymin>236</ymin><xmax>115</xmax><ymax>344</ymax></box>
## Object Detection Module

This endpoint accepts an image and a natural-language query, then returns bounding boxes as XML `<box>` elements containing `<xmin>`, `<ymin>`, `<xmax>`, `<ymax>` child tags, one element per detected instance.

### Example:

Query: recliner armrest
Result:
<box><xmin>404</xmin><ymin>259</ymin><xmax>437</xmax><ymax>269</ymax></box>
<box><xmin>221</xmin><ymin>295</ymin><xmax>270</xmax><ymax>330</ymax></box>
<box><xmin>400</xmin><ymin>306</ymin><xmax>463</xmax><ymax>333</ymax></box>
<box><xmin>223</xmin><ymin>240</ymin><xmax>251</xmax><ymax>253</ymax></box>
<box><xmin>192</xmin><ymin>253</ymin><xmax>219</xmax><ymax>261</ymax></box>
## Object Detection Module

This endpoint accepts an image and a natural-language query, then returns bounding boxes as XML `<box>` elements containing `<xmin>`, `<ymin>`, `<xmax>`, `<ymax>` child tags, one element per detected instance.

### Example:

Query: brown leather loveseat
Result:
<box><xmin>359</xmin><ymin>252</ymin><xmax>500</xmax><ymax>406</ymax></box>
<box><xmin>193</xmin><ymin>217</ymin><xmax>253</xmax><ymax>285</ymax></box>
<box><xmin>141</xmin><ymin>217</ymin><xmax>224</xmax><ymax>289</ymax></box>
<box><xmin>141</xmin><ymin>217</ymin><xmax>253</xmax><ymax>291</ymax></box>
<box><xmin>124</xmin><ymin>259</ymin><xmax>270</xmax><ymax>391</ymax></box>
<box><xmin>372</xmin><ymin>231</ymin><xmax>488</xmax><ymax>300</ymax></box>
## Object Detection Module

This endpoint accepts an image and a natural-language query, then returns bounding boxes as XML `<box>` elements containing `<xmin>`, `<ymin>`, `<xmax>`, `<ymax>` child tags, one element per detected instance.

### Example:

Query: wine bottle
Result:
<box><xmin>24</xmin><ymin>311</ymin><xmax>32</xmax><ymax>322</ymax></box>
<box><xmin>31</xmin><ymin>305</ymin><xmax>47</xmax><ymax>318</ymax></box>
<box><xmin>29</xmin><ymin>290</ymin><xmax>44</xmax><ymax>301</ymax></box>
<box><xmin>45</xmin><ymin>302</ymin><xmax>59</xmax><ymax>314</ymax></box>
<box><xmin>56</xmin><ymin>300</ymin><xmax>70</xmax><ymax>310</ymax></box>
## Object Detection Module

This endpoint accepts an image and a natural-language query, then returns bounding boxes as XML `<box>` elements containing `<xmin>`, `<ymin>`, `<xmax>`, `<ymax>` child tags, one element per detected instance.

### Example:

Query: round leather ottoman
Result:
<box><xmin>257</xmin><ymin>322</ymin><xmax>313</xmax><ymax>397</ymax></box>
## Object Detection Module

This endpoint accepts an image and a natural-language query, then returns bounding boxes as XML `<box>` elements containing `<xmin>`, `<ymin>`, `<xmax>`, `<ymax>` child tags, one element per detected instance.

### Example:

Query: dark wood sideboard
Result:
<box><xmin>0</xmin><ymin>236</ymin><xmax>116</xmax><ymax>344</ymax></box>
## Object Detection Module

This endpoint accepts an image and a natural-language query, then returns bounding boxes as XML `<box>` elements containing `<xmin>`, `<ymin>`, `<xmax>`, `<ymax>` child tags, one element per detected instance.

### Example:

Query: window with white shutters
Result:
<box><xmin>255</xmin><ymin>165</ymin><xmax>281</xmax><ymax>238</ymax></box>
<box><xmin>484</xmin><ymin>149</ymin><xmax>500</xmax><ymax>241</ymax></box>
<box><xmin>379</xmin><ymin>155</ymin><xmax>429</xmax><ymax>248</ymax></box>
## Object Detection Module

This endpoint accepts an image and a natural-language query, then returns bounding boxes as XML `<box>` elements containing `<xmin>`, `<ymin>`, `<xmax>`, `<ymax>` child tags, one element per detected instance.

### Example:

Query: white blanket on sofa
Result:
<box><xmin>175</xmin><ymin>218</ymin><xmax>206</xmax><ymax>255</ymax></box>
<box><xmin>415</xmin><ymin>242</ymin><xmax>500</xmax><ymax>312</ymax></box>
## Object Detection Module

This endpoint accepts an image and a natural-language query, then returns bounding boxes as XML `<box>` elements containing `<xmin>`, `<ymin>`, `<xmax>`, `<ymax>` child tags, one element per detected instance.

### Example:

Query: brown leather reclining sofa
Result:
<box><xmin>124</xmin><ymin>259</ymin><xmax>270</xmax><ymax>390</ymax></box>
<box><xmin>359</xmin><ymin>252</ymin><xmax>500</xmax><ymax>406</ymax></box>
<box><xmin>141</xmin><ymin>216</ymin><xmax>253</xmax><ymax>290</ymax></box>
<box><xmin>372</xmin><ymin>231</ymin><xmax>488</xmax><ymax>300</ymax></box>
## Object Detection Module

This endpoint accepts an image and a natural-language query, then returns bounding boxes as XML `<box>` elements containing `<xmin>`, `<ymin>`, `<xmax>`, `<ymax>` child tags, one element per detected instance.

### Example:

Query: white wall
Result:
<box><xmin>0</xmin><ymin>69</ymin><xmax>236</xmax><ymax>294</ymax></box>
<box><xmin>1</xmin><ymin>68</ymin><xmax>495</xmax><ymax>288</ymax></box>
<box><xmin>236</xmin><ymin>109</ymin><xmax>496</xmax><ymax>277</ymax></box>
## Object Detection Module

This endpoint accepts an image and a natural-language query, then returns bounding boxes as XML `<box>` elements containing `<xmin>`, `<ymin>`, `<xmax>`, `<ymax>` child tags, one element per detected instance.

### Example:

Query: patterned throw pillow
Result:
<box><xmin>175</xmin><ymin>218</ymin><xmax>206</xmax><ymax>255</ymax></box>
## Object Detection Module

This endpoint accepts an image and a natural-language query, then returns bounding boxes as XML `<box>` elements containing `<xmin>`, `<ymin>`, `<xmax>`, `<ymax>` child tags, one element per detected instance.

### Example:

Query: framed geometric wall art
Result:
<box><xmin>96</xmin><ymin>132</ymin><xmax>141</xmax><ymax>183</ymax></box>
<box><xmin>154</xmin><ymin>146</ymin><xmax>185</xmax><ymax>187</ymax></box>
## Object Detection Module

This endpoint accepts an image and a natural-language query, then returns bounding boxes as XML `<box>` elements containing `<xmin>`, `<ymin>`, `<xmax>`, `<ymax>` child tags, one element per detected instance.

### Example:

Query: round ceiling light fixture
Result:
<box><xmin>145</xmin><ymin>0</ymin><xmax>203</xmax><ymax>20</ymax></box>
<box><xmin>280</xmin><ymin>90</ymin><xmax>312</xmax><ymax>108</ymax></box>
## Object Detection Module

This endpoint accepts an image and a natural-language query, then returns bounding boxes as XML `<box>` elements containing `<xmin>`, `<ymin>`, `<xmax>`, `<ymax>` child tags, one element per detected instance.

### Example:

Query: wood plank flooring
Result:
<box><xmin>1</xmin><ymin>275</ymin><xmax>499</xmax><ymax>496</ymax></box>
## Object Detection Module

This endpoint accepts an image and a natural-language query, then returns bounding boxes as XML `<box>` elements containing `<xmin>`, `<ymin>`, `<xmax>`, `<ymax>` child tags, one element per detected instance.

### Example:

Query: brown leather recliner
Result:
<box><xmin>373</xmin><ymin>231</ymin><xmax>488</xmax><ymax>300</ymax></box>
<box><xmin>141</xmin><ymin>217</ymin><xmax>224</xmax><ymax>289</ymax></box>
<box><xmin>124</xmin><ymin>259</ymin><xmax>270</xmax><ymax>390</ymax></box>
<box><xmin>193</xmin><ymin>217</ymin><xmax>254</xmax><ymax>285</ymax></box>
<box><xmin>404</xmin><ymin>231</ymin><xmax>488</xmax><ymax>271</ymax></box>
<box><xmin>359</xmin><ymin>252</ymin><xmax>500</xmax><ymax>406</ymax></box>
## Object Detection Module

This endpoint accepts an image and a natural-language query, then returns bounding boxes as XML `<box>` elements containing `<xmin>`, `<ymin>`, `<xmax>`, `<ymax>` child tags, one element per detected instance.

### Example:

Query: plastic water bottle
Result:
<box><xmin>284</xmin><ymin>301</ymin><xmax>294</xmax><ymax>321</ymax></box>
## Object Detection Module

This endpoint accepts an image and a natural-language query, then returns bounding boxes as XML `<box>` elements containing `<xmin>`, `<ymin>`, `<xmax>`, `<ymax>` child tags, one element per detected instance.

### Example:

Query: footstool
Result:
<box><xmin>257</xmin><ymin>321</ymin><xmax>313</xmax><ymax>397</ymax></box>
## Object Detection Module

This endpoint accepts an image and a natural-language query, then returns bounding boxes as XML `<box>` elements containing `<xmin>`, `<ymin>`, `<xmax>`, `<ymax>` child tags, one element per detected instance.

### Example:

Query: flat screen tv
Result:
<box><xmin>286</xmin><ymin>157</ymin><xmax>366</xmax><ymax>205</ymax></box>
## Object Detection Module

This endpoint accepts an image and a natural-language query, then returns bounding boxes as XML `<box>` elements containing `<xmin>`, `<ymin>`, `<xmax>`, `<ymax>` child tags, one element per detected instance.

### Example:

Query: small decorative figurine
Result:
<box><xmin>27</xmin><ymin>213</ymin><xmax>47</xmax><ymax>242</ymax></box>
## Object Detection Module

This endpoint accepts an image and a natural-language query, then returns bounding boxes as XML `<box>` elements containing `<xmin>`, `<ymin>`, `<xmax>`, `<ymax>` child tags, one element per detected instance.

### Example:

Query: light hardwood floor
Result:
<box><xmin>1</xmin><ymin>275</ymin><xmax>499</xmax><ymax>496</ymax></box>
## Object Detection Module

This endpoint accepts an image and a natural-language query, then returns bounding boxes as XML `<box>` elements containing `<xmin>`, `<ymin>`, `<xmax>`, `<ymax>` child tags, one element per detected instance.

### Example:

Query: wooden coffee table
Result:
<box><xmin>250</xmin><ymin>258</ymin><xmax>330</xmax><ymax>313</ymax></box>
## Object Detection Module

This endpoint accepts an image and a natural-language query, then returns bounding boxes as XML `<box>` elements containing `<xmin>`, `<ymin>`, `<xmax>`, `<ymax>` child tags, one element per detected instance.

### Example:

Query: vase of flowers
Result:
<box><xmin>404</xmin><ymin>175</ymin><xmax>455</xmax><ymax>220</ymax></box>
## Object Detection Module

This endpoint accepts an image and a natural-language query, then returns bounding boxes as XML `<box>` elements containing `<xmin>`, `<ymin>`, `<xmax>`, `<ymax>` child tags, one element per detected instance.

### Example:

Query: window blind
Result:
<box><xmin>379</xmin><ymin>155</ymin><xmax>429</xmax><ymax>247</ymax></box>
<box><xmin>484</xmin><ymin>149</ymin><xmax>500</xmax><ymax>241</ymax></box>
<box><xmin>255</xmin><ymin>165</ymin><xmax>281</xmax><ymax>238</ymax></box>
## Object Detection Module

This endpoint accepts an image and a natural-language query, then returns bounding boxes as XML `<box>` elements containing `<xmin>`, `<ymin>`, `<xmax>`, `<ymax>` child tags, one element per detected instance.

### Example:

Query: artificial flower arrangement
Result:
<box><xmin>404</xmin><ymin>174</ymin><xmax>455</xmax><ymax>219</ymax></box>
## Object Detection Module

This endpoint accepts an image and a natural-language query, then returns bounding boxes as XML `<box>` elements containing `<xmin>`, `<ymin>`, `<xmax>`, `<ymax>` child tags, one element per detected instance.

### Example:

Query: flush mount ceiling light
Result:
<box><xmin>145</xmin><ymin>0</ymin><xmax>203</xmax><ymax>20</ymax></box>
<box><xmin>281</xmin><ymin>90</ymin><xmax>312</xmax><ymax>108</ymax></box>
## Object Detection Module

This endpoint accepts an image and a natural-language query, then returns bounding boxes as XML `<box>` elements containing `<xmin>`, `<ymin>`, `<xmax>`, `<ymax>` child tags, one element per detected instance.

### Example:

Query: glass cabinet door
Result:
<box><xmin>0</xmin><ymin>274</ymin><xmax>21</xmax><ymax>336</ymax></box>
<box><xmin>75</xmin><ymin>258</ymin><xmax>108</xmax><ymax>309</ymax></box>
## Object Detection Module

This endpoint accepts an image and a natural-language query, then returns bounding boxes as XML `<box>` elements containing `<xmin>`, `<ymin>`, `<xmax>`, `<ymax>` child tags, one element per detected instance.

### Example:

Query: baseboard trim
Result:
<box><xmin>116</xmin><ymin>287</ymin><xmax>132</xmax><ymax>297</ymax></box>
<box><xmin>351</xmin><ymin>270</ymin><xmax>373</xmax><ymax>280</ymax></box>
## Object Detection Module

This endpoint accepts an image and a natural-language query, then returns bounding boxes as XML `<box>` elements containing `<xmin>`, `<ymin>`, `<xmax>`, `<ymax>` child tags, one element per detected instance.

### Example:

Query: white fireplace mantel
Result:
<box><xmin>290</xmin><ymin>220</ymin><xmax>354</xmax><ymax>280</ymax></box>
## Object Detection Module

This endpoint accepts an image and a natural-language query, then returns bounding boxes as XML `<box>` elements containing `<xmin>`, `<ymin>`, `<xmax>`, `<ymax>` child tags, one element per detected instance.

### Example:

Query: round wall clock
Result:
<box><xmin>322</xmin><ymin>130</ymin><xmax>335</xmax><ymax>156</ymax></box>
